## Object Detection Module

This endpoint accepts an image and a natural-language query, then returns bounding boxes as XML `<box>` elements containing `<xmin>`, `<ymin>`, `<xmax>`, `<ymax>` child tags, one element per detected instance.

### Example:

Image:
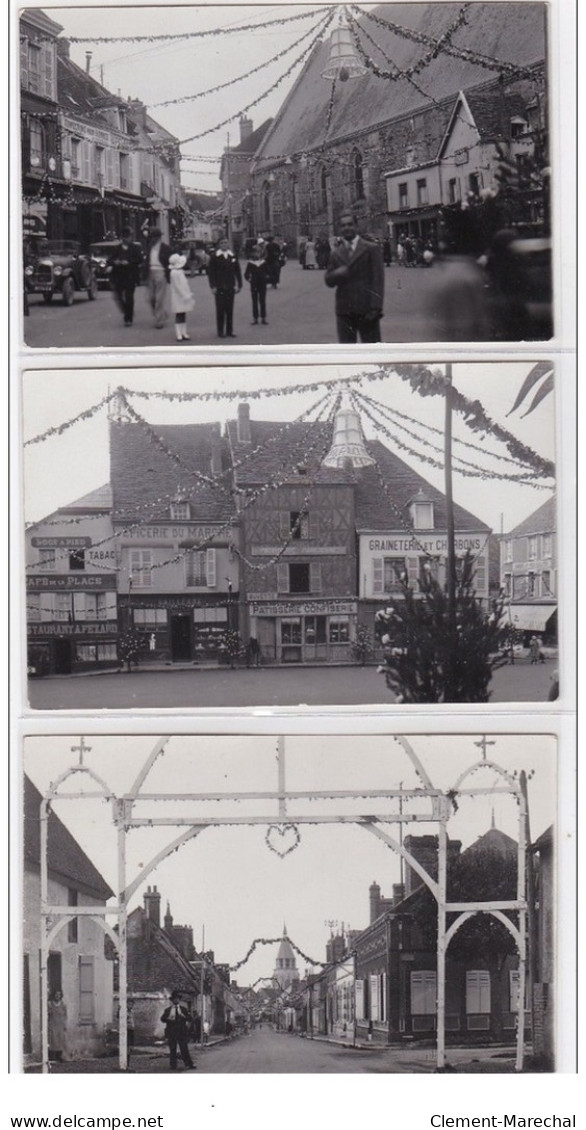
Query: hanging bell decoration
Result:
<box><xmin>322</xmin><ymin>406</ymin><xmax>374</xmax><ymax>468</ymax></box>
<box><xmin>321</xmin><ymin>10</ymin><xmax>367</xmax><ymax>82</ymax></box>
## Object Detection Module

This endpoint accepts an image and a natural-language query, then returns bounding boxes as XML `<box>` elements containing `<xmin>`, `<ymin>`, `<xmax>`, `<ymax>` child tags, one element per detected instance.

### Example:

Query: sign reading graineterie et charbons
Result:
<box><xmin>250</xmin><ymin>599</ymin><xmax>358</xmax><ymax>617</ymax></box>
<box><xmin>26</xmin><ymin>575</ymin><xmax>117</xmax><ymax>590</ymax></box>
<box><xmin>28</xmin><ymin>622</ymin><xmax>118</xmax><ymax>636</ymax></box>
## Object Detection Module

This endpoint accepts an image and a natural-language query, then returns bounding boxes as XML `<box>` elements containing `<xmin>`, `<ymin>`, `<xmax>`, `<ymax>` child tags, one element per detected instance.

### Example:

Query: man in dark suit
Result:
<box><xmin>106</xmin><ymin>226</ymin><xmax>142</xmax><ymax>326</ymax></box>
<box><xmin>161</xmin><ymin>990</ymin><xmax>197</xmax><ymax>1071</ymax></box>
<box><xmin>147</xmin><ymin>226</ymin><xmax>171</xmax><ymax>329</ymax></box>
<box><xmin>207</xmin><ymin>237</ymin><xmax>242</xmax><ymax>337</ymax></box>
<box><xmin>325</xmin><ymin>213</ymin><xmax>385</xmax><ymax>343</ymax></box>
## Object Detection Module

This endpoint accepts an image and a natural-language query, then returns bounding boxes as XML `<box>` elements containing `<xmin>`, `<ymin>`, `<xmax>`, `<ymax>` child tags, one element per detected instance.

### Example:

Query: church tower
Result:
<box><xmin>272</xmin><ymin>924</ymin><xmax>298</xmax><ymax>990</ymax></box>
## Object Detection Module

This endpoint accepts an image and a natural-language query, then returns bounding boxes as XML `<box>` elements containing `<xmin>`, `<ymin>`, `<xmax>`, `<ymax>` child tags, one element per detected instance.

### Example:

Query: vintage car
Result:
<box><xmin>24</xmin><ymin>239</ymin><xmax>98</xmax><ymax>305</ymax></box>
<box><xmin>89</xmin><ymin>239</ymin><xmax>147</xmax><ymax>287</ymax></box>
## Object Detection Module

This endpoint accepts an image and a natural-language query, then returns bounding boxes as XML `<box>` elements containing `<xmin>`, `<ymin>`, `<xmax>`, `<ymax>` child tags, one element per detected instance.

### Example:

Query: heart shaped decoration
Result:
<box><xmin>265</xmin><ymin>823</ymin><xmax>301</xmax><ymax>858</ymax></box>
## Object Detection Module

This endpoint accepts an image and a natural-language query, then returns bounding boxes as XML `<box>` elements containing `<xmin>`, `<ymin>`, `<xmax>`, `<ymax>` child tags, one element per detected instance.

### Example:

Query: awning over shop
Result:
<box><xmin>507</xmin><ymin>604</ymin><xmax>557</xmax><ymax>632</ymax></box>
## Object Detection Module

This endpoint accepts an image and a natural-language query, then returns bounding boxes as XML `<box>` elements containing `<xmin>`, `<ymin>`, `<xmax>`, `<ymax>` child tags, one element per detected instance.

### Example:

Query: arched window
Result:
<box><xmin>261</xmin><ymin>181</ymin><xmax>271</xmax><ymax>227</ymax></box>
<box><xmin>352</xmin><ymin>149</ymin><xmax>364</xmax><ymax>200</ymax></box>
<box><xmin>320</xmin><ymin>166</ymin><xmax>328</xmax><ymax>211</ymax></box>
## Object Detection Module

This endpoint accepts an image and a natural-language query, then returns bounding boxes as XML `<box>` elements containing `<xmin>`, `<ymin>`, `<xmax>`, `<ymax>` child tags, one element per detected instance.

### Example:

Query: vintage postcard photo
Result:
<box><xmin>20</xmin><ymin>2</ymin><xmax>553</xmax><ymax>348</ymax></box>
<box><xmin>21</xmin><ymin>731</ymin><xmax>558</xmax><ymax>1074</ymax></box>
<box><xmin>22</xmin><ymin>361</ymin><xmax>557</xmax><ymax>710</ymax></box>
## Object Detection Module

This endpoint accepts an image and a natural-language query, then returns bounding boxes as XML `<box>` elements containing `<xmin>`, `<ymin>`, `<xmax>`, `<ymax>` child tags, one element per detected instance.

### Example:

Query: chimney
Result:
<box><xmin>128</xmin><ymin>98</ymin><xmax>148</xmax><ymax>129</ymax></box>
<box><xmin>56</xmin><ymin>38</ymin><xmax>70</xmax><ymax>60</ymax></box>
<box><xmin>143</xmin><ymin>885</ymin><xmax>161</xmax><ymax>926</ymax></box>
<box><xmin>239</xmin><ymin>115</ymin><xmax>253</xmax><ymax>144</ymax></box>
<box><xmin>392</xmin><ymin>883</ymin><xmax>405</xmax><ymax>906</ymax></box>
<box><xmin>237</xmin><ymin>402</ymin><xmax>251</xmax><ymax>444</ymax></box>
<box><xmin>210</xmin><ymin>426</ymin><xmax>223</xmax><ymax>475</ymax></box>
<box><xmin>85</xmin><ymin>51</ymin><xmax>92</xmax><ymax>74</ymax></box>
<box><xmin>369</xmin><ymin>880</ymin><xmax>381</xmax><ymax>924</ymax></box>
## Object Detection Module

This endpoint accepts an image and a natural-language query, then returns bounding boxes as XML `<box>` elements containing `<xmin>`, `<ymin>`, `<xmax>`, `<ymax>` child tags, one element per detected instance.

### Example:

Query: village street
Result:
<box><xmin>33</xmin><ymin>1028</ymin><xmax>519</xmax><ymax>1074</ymax></box>
<box><xmin>27</xmin><ymin>657</ymin><xmax>556</xmax><ymax>710</ymax></box>
<box><xmin>23</xmin><ymin>258</ymin><xmax>491</xmax><ymax>350</ymax></box>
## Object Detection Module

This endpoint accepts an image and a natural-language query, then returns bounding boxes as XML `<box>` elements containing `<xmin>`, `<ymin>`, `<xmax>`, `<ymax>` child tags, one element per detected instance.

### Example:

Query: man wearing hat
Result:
<box><xmin>106</xmin><ymin>226</ymin><xmax>142</xmax><ymax>327</ymax></box>
<box><xmin>161</xmin><ymin>990</ymin><xmax>197</xmax><ymax>1070</ymax></box>
<box><xmin>207</xmin><ymin>237</ymin><xmax>242</xmax><ymax>338</ymax></box>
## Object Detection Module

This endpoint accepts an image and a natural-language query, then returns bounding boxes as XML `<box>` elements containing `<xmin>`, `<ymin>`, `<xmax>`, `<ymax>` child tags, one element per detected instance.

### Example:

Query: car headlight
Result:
<box><xmin>54</xmin><ymin>265</ymin><xmax>63</xmax><ymax>276</ymax></box>
<box><xmin>24</xmin><ymin>265</ymin><xmax>33</xmax><ymax>276</ymax></box>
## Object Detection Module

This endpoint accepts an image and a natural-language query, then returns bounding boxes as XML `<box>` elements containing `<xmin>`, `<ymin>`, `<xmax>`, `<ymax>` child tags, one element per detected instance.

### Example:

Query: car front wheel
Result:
<box><xmin>62</xmin><ymin>277</ymin><xmax>75</xmax><ymax>306</ymax></box>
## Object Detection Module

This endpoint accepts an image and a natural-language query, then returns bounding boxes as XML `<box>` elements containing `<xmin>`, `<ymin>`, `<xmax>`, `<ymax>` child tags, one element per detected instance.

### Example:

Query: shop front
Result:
<box><xmin>248</xmin><ymin>598</ymin><xmax>357</xmax><ymax>665</ymax></box>
<box><xmin>26</xmin><ymin>573</ymin><xmax>118</xmax><ymax>675</ymax></box>
<box><xmin>125</xmin><ymin>594</ymin><xmax>238</xmax><ymax>664</ymax></box>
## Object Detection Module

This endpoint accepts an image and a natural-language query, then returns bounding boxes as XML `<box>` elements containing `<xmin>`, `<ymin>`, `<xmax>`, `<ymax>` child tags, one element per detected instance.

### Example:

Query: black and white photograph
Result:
<box><xmin>23</xmin><ymin>361</ymin><xmax>557</xmax><ymax>710</ymax></box>
<box><xmin>20</xmin><ymin>2</ymin><xmax>553</xmax><ymax>348</ymax></box>
<box><xmin>22</xmin><ymin>731</ymin><xmax>558</xmax><ymax>1074</ymax></box>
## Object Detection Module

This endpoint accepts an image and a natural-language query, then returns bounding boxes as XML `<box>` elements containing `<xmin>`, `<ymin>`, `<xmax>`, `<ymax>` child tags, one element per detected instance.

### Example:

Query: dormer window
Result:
<box><xmin>510</xmin><ymin>116</ymin><xmax>529</xmax><ymax>139</ymax></box>
<box><xmin>409</xmin><ymin>491</ymin><xmax>434</xmax><ymax>530</ymax></box>
<box><xmin>170</xmin><ymin>501</ymin><xmax>190</xmax><ymax>521</ymax></box>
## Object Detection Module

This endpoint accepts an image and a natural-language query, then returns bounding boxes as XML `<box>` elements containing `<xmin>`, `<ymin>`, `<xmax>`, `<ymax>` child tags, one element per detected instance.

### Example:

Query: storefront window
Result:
<box><xmin>281</xmin><ymin>618</ymin><xmax>302</xmax><ymax>645</ymax></box>
<box><xmin>134</xmin><ymin>608</ymin><xmax>168</xmax><ymax>625</ymax></box>
<box><xmin>384</xmin><ymin>557</ymin><xmax>407</xmax><ymax>589</ymax></box>
<box><xmin>304</xmin><ymin>616</ymin><xmax>327</xmax><ymax>644</ymax></box>
<box><xmin>329</xmin><ymin>618</ymin><xmax>350</xmax><ymax>643</ymax></box>
<box><xmin>76</xmin><ymin>644</ymin><xmax>97</xmax><ymax>663</ymax></box>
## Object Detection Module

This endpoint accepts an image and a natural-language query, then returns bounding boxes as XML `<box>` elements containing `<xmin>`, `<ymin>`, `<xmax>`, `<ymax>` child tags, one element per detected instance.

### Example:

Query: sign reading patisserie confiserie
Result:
<box><xmin>250</xmin><ymin>599</ymin><xmax>358</xmax><ymax>617</ymax></box>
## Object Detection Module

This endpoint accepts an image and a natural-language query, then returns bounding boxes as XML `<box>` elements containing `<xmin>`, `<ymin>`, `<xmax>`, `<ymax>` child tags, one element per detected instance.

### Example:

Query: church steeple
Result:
<box><xmin>273</xmin><ymin>924</ymin><xmax>298</xmax><ymax>990</ymax></box>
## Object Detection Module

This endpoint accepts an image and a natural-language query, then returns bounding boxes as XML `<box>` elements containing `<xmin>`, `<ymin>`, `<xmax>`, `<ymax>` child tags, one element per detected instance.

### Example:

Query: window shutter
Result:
<box><xmin>206</xmin><ymin>548</ymin><xmax>216</xmax><ymax>587</ymax></box>
<box><xmin>78</xmin><ymin>956</ymin><xmax>95</xmax><ymax>1023</ymax></box>
<box><xmin>355</xmin><ymin>980</ymin><xmax>365</xmax><ymax>1021</ymax></box>
<box><xmin>73</xmin><ymin>592</ymin><xmax>88</xmax><ymax>621</ymax></box>
<box><xmin>82</xmin><ymin>141</ymin><xmax>91</xmax><ymax>184</ymax></box>
<box><xmin>369</xmin><ymin>974</ymin><xmax>380</xmax><ymax>1021</ymax></box>
<box><xmin>372</xmin><ymin>557</ymin><xmax>384</xmax><ymax>594</ymax></box>
<box><xmin>310</xmin><ymin>563</ymin><xmax>322</xmax><ymax>593</ymax></box>
<box><xmin>466</xmin><ymin>970</ymin><xmax>490</xmax><ymax>1014</ymax></box>
<box><xmin>279</xmin><ymin>512</ymin><xmax>290</xmax><ymax>541</ymax></box>
<box><xmin>277</xmin><ymin>563</ymin><xmax>289</xmax><ymax>593</ymax></box>
<box><xmin>20</xmin><ymin>38</ymin><xmax>29</xmax><ymax>89</ymax></box>
<box><xmin>43</xmin><ymin>43</ymin><xmax>54</xmax><ymax>99</ymax></box>
<box><xmin>106</xmin><ymin>147</ymin><xmax>115</xmax><ymax>188</ymax></box>
<box><xmin>308</xmin><ymin>512</ymin><xmax>319</xmax><ymax>540</ymax></box>
<box><xmin>406</xmin><ymin>557</ymin><xmax>420</xmax><ymax>590</ymax></box>
<box><xmin>127</xmin><ymin>153</ymin><xmax>135</xmax><ymax>193</ymax></box>
<box><xmin>411</xmin><ymin>970</ymin><xmax>436</xmax><ymax>1014</ymax></box>
<box><xmin>104</xmin><ymin>592</ymin><xmax>117</xmax><ymax>620</ymax></box>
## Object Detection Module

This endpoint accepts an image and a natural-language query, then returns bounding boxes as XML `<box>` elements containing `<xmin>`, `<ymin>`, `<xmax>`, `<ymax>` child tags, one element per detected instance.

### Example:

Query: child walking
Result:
<box><xmin>244</xmin><ymin>245</ymin><xmax>269</xmax><ymax>325</ymax></box>
<box><xmin>168</xmin><ymin>253</ymin><xmax>195</xmax><ymax>340</ymax></box>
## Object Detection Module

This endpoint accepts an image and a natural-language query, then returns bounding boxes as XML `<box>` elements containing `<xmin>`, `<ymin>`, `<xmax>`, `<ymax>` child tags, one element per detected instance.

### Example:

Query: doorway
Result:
<box><xmin>170</xmin><ymin>614</ymin><xmax>192</xmax><ymax>662</ymax></box>
<box><xmin>53</xmin><ymin>638</ymin><xmax>72</xmax><ymax>675</ymax></box>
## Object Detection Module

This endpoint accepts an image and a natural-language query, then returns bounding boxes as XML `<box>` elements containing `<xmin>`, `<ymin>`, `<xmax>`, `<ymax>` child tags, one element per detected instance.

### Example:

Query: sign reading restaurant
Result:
<box><xmin>28</xmin><ymin>622</ymin><xmax>118</xmax><ymax>636</ymax></box>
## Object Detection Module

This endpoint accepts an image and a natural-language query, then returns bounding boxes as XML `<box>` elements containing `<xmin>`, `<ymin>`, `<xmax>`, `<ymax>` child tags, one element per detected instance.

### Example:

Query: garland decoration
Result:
<box><xmin>265</xmin><ymin>824</ymin><xmax>301</xmax><ymax>858</ymax></box>
<box><xmin>65</xmin><ymin>7</ymin><xmax>333</xmax><ymax>44</ymax></box>
<box><xmin>148</xmin><ymin>14</ymin><xmax>332</xmax><ymax>109</ymax></box>
<box><xmin>229</xmin><ymin>934</ymin><xmax>322</xmax><ymax>973</ymax></box>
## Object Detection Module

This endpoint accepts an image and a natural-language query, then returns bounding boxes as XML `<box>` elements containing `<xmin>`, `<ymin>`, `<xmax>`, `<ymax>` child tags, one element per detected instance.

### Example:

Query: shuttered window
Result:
<box><xmin>466</xmin><ymin>970</ymin><xmax>490</xmax><ymax>1013</ymax></box>
<box><xmin>411</xmin><ymin>970</ymin><xmax>437</xmax><ymax>1014</ymax></box>
<box><xmin>372</xmin><ymin>557</ymin><xmax>384</xmax><ymax>594</ymax></box>
<box><xmin>206</xmin><ymin>548</ymin><xmax>217</xmax><ymax>588</ymax></box>
<box><xmin>78</xmin><ymin>956</ymin><xmax>95</xmax><ymax>1023</ymax></box>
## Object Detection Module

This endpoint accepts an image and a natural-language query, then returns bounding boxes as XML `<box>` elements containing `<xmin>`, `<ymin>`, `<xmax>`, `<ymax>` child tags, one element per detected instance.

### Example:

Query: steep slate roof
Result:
<box><xmin>24</xmin><ymin>776</ymin><xmax>114</xmax><ymax>900</ymax></box>
<box><xmin>127</xmin><ymin>906</ymin><xmax>200</xmax><ymax>995</ymax></box>
<box><xmin>231</xmin><ymin>118</ymin><xmax>273</xmax><ymax>155</ymax></box>
<box><xmin>505</xmin><ymin>495</ymin><xmax>556</xmax><ymax>538</ymax></box>
<box><xmin>60</xmin><ymin>483</ymin><xmax>113</xmax><ymax>512</ymax></box>
<box><xmin>109</xmin><ymin>421</ymin><xmax>234</xmax><ymax>523</ymax></box>
<box><xmin>255</xmin><ymin>3</ymin><xmax>545</xmax><ymax>162</ymax></box>
<box><xmin>464</xmin><ymin>85</ymin><xmax>534</xmax><ymax>142</ymax></box>
<box><xmin>226</xmin><ymin>418</ymin><xmax>356</xmax><ymax>486</ymax></box>
<box><xmin>355</xmin><ymin>440</ymin><xmax>490</xmax><ymax>532</ymax></box>
<box><xmin>57</xmin><ymin>52</ymin><xmax>137</xmax><ymax>129</ymax></box>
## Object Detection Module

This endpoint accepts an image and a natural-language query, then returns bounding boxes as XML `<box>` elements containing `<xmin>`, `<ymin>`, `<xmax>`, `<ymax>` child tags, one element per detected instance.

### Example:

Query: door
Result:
<box><xmin>304</xmin><ymin>616</ymin><xmax>327</xmax><ymax>662</ymax></box>
<box><xmin>47</xmin><ymin>951</ymin><xmax>62</xmax><ymax>997</ymax></box>
<box><xmin>170</xmin><ymin>614</ymin><xmax>192</xmax><ymax>662</ymax></box>
<box><xmin>256</xmin><ymin>617</ymin><xmax>276</xmax><ymax>662</ymax></box>
<box><xmin>53</xmin><ymin>638</ymin><xmax>72</xmax><ymax>675</ymax></box>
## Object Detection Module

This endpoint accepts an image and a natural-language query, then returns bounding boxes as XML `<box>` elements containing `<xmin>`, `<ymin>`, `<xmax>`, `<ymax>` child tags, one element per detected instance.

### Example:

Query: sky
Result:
<box><xmin>46</xmin><ymin>3</ymin><xmax>337</xmax><ymax>193</ymax></box>
<box><xmin>22</xmin><ymin>361</ymin><xmax>555</xmax><ymax>532</ymax></box>
<box><xmin>23</xmin><ymin>731</ymin><xmax>556</xmax><ymax>987</ymax></box>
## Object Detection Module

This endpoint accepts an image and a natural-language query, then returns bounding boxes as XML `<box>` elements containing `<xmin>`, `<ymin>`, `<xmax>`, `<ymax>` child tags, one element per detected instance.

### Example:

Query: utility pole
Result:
<box><xmin>200</xmin><ymin>924</ymin><xmax>205</xmax><ymax>1049</ymax></box>
<box><xmin>444</xmin><ymin>361</ymin><xmax>457</xmax><ymax>701</ymax></box>
<box><xmin>225</xmin><ymin>132</ymin><xmax>232</xmax><ymax>243</ymax></box>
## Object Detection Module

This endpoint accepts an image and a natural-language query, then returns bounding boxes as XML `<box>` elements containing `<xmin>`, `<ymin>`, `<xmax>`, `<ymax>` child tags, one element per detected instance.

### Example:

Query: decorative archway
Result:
<box><xmin>37</xmin><ymin>735</ymin><xmax>529</xmax><ymax>1073</ymax></box>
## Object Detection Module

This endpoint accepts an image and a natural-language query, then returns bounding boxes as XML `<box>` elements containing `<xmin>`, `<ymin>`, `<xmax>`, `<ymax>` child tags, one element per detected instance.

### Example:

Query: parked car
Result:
<box><xmin>24</xmin><ymin>240</ymin><xmax>98</xmax><ymax>305</ymax></box>
<box><xmin>89</xmin><ymin>239</ymin><xmax>147</xmax><ymax>287</ymax></box>
<box><xmin>176</xmin><ymin>240</ymin><xmax>209</xmax><ymax>275</ymax></box>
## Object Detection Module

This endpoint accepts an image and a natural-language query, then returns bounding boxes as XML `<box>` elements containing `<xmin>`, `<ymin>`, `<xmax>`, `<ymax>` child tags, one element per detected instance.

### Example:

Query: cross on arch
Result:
<box><xmin>71</xmin><ymin>736</ymin><xmax>92</xmax><ymax>766</ymax></box>
<box><xmin>474</xmin><ymin>735</ymin><xmax>496</xmax><ymax>761</ymax></box>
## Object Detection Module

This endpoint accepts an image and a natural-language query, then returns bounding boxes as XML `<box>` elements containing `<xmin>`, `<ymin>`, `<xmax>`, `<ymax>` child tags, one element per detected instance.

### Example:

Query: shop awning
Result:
<box><xmin>507</xmin><ymin>605</ymin><xmax>556</xmax><ymax>632</ymax></box>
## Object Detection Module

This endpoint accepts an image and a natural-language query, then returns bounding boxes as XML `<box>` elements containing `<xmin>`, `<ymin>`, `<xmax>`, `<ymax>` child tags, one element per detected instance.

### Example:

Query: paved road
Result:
<box><xmin>27</xmin><ymin>659</ymin><xmax>556</xmax><ymax>711</ymax></box>
<box><xmin>33</xmin><ymin>1031</ymin><xmax>518</xmax><ymax>1074</ymax></box>
<box><xmin>23</xmin><ymin>260</ymin><xmax>490</xmax><ymax>349</ymax></box>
